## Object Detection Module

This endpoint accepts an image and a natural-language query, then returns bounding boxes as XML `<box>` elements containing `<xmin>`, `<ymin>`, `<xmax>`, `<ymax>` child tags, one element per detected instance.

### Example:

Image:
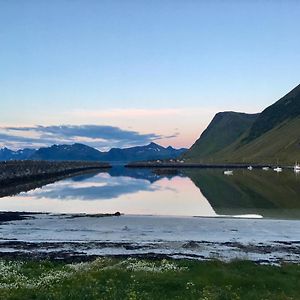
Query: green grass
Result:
<box><xmin>0</xmin><ymin>258</ymin><xmax>300</xmax><ymax>299</ymax></box>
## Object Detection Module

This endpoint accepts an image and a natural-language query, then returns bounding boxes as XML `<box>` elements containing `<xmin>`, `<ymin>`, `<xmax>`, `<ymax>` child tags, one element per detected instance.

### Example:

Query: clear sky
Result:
<box><xmin>0</xmin><ymin>0</ymin><xmax>300</xmax><ymax>150</ymax></box>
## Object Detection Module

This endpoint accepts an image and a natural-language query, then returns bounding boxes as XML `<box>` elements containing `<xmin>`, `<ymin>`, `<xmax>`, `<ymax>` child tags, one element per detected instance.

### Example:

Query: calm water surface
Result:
<box><xmin>1</xmin><ymin>168</ymin><xmax>300</xmax><ymax>219</ymax></box>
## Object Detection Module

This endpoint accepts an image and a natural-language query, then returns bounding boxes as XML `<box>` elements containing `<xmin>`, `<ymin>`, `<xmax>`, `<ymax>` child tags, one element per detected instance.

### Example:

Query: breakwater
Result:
<box><xmin>0</xmin><ymin>160</ymin><xmax>110</xmax><ymax>185</ymax></box>
<box><xmin>126</xmin><ymin>162</ymin><xmax>272</xmax><ymax>168</ymax></box>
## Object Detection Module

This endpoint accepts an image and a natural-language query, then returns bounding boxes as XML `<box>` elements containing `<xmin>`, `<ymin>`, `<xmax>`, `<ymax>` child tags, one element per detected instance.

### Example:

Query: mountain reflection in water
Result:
<box><xmin>184</xmin><ymin>169</ymin><xmax>300</xmax><ymax>219</ymax></box>
<box><xmin>0</xmin><ymin>167</ymin><xmax>300</xmax><ymax>219</ymax></box>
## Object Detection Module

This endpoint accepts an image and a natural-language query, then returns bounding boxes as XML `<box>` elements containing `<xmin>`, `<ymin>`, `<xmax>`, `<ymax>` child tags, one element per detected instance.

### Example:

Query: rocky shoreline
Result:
<box><xmin>0</xmin><ymin>239</ymin><xmax>299</xmax><ymax>264</ymax></box>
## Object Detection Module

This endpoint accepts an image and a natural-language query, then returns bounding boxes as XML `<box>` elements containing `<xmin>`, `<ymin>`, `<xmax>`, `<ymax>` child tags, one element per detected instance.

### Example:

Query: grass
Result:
<box><xmin>0</xmin><ymin>258</ymin><xmax>299</xmax><ymax>300</ymax></box>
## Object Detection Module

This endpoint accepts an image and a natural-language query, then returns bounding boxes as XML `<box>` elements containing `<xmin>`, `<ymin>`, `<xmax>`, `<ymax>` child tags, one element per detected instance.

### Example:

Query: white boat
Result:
<box><xmin>262</xmin><ymin>167</ymin><xmax>269</xmax><ymax>171</ymax></box>
<box><xmin>294</xmin><ymin>162</ymin><xmax>300</xmax><ymax>172</ymax></box>
<box><xmin>247</xmin><ymin>166</ymin><xmax>253</xmax><ymax>171</ymax></box>
<box><xmin>274</xmin><ymin>167</ymin><xmax>282</xmax><ymax>172</ymax></box>
<box><xmin>224</xmin><ymin>170</ymin><xmax>233</xmax><ymax>175</ymax></box>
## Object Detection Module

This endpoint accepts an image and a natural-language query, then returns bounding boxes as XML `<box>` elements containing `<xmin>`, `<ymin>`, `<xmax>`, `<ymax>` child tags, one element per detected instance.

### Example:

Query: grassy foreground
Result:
<box><xmin>0</xmin><ymin>258</ymin><xmax>299</xmax><ymax>300</ymax></box>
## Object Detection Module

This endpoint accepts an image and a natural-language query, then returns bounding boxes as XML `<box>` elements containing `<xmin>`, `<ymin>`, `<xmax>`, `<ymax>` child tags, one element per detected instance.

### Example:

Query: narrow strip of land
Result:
<box><xmin>0</xmin><ymin>160</ymin><xmax>111</xmax><ymax>186</ymax></box>
<box><xmin>126</xmin><ymin>162</ymin><xmax>273</xmax><ymax>168</ymax></box>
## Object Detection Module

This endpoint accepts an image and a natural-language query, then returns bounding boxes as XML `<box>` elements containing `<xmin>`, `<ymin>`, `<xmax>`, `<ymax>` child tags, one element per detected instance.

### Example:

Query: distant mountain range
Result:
<box><xmin>0</xmin><ymin>148</ymin><xmax>36</xmax><ymax>161</ymax></box>
<box><xmin>184</xmin><ymin>83</ymin><xmax>300</xmax><ymax>164</ymax></box>
<box><xmin>0</xmin><ymin>142</ymin><xmax>187</xmax><ymax>163</ymax></box>
<box><xmin>31</xmin><ymin>144</ymin><xmax>103</xmax><ymax>161</ymax></box>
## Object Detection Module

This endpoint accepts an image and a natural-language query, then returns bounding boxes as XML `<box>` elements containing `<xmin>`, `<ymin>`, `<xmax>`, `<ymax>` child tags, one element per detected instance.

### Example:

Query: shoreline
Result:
<box><xmin>0</xmin><ymin>213</ymin><xmax>299</xmax><ymax>264</ymax></box>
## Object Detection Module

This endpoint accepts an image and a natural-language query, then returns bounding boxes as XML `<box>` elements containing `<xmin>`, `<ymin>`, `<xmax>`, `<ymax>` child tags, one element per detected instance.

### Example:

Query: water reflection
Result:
<box><xmin>0</xmin><ymin>168</ymin><xmax>300</xmax><ymax>219</ymax></box>
<box><xmin>31</xmin><ymin>173</ymin><xmax>158</xmax><ymax>201</ymax></box>
<box><xmin>183</xmin><ymin>169</ymin><xmax>300</xmax><ymax>219</ymax></box>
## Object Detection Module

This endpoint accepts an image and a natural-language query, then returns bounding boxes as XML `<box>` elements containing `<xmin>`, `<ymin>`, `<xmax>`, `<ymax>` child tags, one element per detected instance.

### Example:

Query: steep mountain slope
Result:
<box><xmin>244</xmin><ymin>84</ymin><xmax>300</xmax><ymax>143</ymax></box>
<box><xmin>184</xmin><ymin>112</ymin><xmax>258</xmax><ymax>161</ymax></box>
<box><xmin>184</xmin><ymin>84</ymin><xmax>300</xmax><ymax>164</ymax></box>
<box><xmin>215</xmin><ymin>116</ymin><xmax>300</xmax><ymax>164</ymax></box>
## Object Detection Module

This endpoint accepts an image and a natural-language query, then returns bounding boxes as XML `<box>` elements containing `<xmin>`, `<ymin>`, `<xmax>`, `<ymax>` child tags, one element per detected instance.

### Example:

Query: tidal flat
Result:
<box><xmin>0</xmin><ymin>214</ymin><xmax>299</xmax><ymax>264</ymax></box>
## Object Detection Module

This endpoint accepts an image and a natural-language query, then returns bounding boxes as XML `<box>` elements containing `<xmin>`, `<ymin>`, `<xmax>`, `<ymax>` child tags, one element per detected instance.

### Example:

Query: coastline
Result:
<box><xmin>0</xmin><ymin>213</ymin><xmax>299</xmax><ymax>264</ymax></box>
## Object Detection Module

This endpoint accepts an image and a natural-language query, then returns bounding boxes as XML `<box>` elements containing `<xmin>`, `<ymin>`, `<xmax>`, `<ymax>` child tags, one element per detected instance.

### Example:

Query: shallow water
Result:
<box><xmin>0</xmin><ymin>167</ymin><xmax>300</xmax><ymax>219</ymax></box>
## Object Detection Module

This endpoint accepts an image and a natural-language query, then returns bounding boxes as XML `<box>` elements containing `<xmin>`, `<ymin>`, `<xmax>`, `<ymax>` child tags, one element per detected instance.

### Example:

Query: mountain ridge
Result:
<box><xmin>184</xmin><ymin>111</ymin><xmax>259</xmax><ymax>162</ymax></box>
<box><xmin>0</xmin><ymin>142</ymin><xmax>187</xmax><ymax>163</ymax></box>
<box><xmin>243</xmin><ymin>83</ymin><xmax>300</xmax><ymax>143</ymax></box>
<box><xmin>184</xmin><ymin>83</ymin><xmax>300</xmax><ymax>164</ymax></box>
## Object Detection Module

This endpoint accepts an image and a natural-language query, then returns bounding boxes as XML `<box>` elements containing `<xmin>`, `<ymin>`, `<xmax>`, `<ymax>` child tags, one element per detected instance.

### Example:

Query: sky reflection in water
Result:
<box><xmin>0</xmin><ymin>170</ymin><xmax>215</xmax><ymax>217</ymax></box>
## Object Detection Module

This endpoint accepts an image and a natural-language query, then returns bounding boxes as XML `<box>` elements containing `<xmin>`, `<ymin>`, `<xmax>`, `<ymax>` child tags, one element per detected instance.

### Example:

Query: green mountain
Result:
<box><xmin>184</xmin><ymin>112</ymin><xmax>258</xmax><ymax>162</ymax></box>
<box><xmin>184</xmin><ymin>84</ymin><xmax>300</xmax><ymax>164</ymax></box>
<box><xmin>244</xmin><ymin>83</ymin><xmax>300</xmax><ymax>143</ymax></box>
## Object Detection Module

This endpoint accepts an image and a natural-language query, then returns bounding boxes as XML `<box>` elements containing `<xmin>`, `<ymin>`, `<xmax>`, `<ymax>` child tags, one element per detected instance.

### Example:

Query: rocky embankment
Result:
<box><xmin>126</xmin><ymin>162</ymin><xmax>272</xmax><ymax>168</ymax></box>
<box><xmin>0</xmin><ymin>160</ymin><xmax>110</xmax><ymax>185</ymax></box>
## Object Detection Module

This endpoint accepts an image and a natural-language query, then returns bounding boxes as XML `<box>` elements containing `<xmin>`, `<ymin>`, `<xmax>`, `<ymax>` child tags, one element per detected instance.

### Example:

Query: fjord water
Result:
<box><xmin>0</xmin><ymin>168</ymin><xmax>300</xmax><ymax>219</ymax></box>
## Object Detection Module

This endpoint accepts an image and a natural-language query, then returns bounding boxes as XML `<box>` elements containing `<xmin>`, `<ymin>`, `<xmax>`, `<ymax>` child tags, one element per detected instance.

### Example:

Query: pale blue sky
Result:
<box><xmin>0</xmin><ymin>0</ymin><xmax>299</xmax><ymax>149</ymax></box>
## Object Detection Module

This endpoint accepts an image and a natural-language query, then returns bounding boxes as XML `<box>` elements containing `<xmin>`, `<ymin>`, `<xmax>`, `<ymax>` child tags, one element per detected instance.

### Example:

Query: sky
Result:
<box><xmin>0</xmin><ymin>0</ymin><xmax>300</xmax><ymax>150</ymax></box>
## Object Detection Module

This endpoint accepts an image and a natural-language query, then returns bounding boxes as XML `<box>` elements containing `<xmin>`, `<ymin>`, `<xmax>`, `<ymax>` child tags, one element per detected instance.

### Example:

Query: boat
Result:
<box><xmin>247</xmin><ymin>166</ymin><xmax>253</xmax><ymax>171</ymax></box>
<box><xmin>262</xmin><ymin>167</ymin><xmax>269</xmax><ymax>171</ymax></box>
<box><xmin>224</xmin><ymin>170</ymin><xmax>233</xmax><ymax>175</ymax></box>
<box><xmin>274</xmin><ymin>159</ymin><xmax>282</xmax><ymax>172</ymax></box>
<box><xmin>294</xmin><ymin>162</ymin><xmax>300</xmax><ymax>172</ymax></box>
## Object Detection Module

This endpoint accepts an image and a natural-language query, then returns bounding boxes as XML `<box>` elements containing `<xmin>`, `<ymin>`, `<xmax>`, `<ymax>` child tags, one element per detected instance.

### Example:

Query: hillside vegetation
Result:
<box><xmin>184</xmin><ymin>112</ymin><xmax>258</xmax><ymax>161</ymax></box>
